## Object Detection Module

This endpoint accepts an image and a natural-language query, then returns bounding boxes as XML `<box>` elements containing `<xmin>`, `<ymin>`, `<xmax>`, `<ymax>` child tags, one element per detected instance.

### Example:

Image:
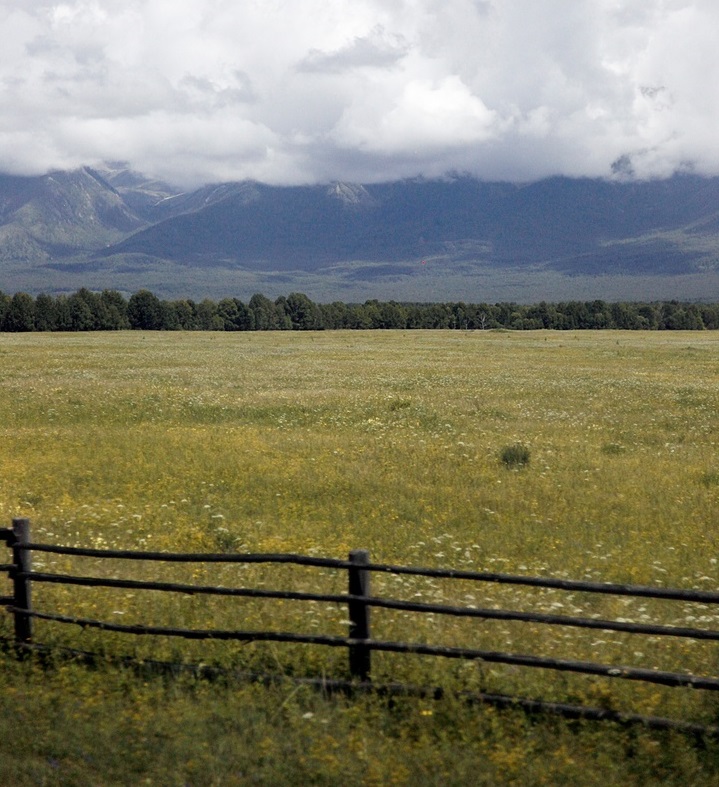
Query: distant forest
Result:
<box><xmin>0</xmin><ymin>288</ymin><xmax>717</xmax><ymax>332</ymax></box>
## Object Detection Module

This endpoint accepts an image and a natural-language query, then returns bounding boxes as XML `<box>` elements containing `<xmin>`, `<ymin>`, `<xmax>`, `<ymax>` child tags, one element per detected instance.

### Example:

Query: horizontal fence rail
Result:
<box><xmin>13</xmin><ymin>570</ymin><xmax>719</xmax><ymax>644</ymax></box>
<box><xmin>3</xmin><ymin>518</ymin><xmax>719</xmax><ymax>736</ymax></box>
<box><xmin>22</xmin><ymin>540</ymin><xmax>719</xmax><ymax>602</ymax></box>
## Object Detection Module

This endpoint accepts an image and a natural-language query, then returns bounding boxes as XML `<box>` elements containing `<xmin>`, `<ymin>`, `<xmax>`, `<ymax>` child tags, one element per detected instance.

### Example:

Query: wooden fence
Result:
<box><xmin>3</xmin><ymin>517</ymin><xmax>719</xmax><ymax>737</ymax></box>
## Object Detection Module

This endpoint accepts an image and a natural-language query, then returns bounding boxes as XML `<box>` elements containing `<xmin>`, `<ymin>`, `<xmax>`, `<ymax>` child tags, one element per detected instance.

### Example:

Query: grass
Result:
<box><xmin>1</xmin><ymin>329</ymin><xmax>719</xmax><ymax>783</ymax></box>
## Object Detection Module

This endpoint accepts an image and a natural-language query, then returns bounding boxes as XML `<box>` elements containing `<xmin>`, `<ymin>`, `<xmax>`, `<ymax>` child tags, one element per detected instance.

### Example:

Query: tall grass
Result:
<box><xmin>1</xmin><ymin>329</ymin><xmax>719</xmax><ymax>783</ymax></box>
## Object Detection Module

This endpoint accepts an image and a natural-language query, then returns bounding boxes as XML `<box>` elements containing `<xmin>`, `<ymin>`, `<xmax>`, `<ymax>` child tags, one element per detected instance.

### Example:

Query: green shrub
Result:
<box><xmin>500</xmin><ymin>443</ymin><xmax>531</xmax><ymax>469</ymax></box>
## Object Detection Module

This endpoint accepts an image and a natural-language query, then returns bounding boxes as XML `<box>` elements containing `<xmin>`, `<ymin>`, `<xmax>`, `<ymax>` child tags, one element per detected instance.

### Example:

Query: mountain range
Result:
<box><xmin>1</xmin><ymin>163</ymin><xmax>719</xmax><ymax>302</ymax></box>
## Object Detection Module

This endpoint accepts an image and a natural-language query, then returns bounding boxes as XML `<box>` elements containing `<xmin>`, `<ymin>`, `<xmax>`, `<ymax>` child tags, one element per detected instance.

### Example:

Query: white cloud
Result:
<box><xmin>298</xmin><ymin>26</ymin><xmax>409</xmax><ymax>73</ymax></box>
<box><xmin>332</xmin><ymin>75</ymin><xmax>499</xmax><ymax>153</ymax></box>
<box><xmin>0</xmin><ymin>0</ymin><xmax>718</xmax><ymax>186</ymax></box>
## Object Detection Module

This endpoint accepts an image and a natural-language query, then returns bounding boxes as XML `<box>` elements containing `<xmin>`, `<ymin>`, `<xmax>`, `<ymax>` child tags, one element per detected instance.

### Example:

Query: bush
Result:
<box><xmin>500</xmin><ymin>443</ymin><xmax>530</xmax><ymax>469</ymax></box>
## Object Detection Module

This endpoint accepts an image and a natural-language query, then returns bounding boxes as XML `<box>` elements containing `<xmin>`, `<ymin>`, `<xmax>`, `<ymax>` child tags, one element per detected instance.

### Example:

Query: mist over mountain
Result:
<box><xmin>1</xmin><ymin>165</ymin><xmax>718</xmax><ymax>303</ymax></box>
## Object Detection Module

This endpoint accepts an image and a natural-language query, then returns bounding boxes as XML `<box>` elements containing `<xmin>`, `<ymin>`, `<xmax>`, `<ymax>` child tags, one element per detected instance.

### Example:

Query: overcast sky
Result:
<box><xmin>1</xmin><ymin>0</ymin><xmax>718</xmax><ymax>187</ymax></box>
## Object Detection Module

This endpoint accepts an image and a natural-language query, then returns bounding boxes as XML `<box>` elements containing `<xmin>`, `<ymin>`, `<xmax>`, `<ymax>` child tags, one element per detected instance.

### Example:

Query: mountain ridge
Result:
<box><xmin>1</xmin><ymin>166</ymin><xmax>718</xmax><ymax>302</ymax></box>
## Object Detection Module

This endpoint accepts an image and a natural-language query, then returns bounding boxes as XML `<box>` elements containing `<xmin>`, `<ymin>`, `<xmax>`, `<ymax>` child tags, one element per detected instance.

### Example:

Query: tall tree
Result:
<box><xmin>249</xmin><ymin>293</ymin><xmax>283</xmax><ymax>330</ymax></box>
<box><xmin>171</xmin><ymin>300</ymin><xmax>197</xmax><ymax>330</ymax></box>
<box><xmin>99</xmin><ymin>290</ymin><xmax>130</xmax><ymax>329</ymax></box>
<box><xmin>66</xmin><ymin>290</ymin><xmax>96</xmax><ymax>330</ymax></box>
<box><xmin>127</xmin><ymin>290</ymin><xmax>164</xmax><ymax>330</ymax></box>
<box><xmin>4</xmin><ymin>292</ymin><xmax>35</xmax><ymax>332</ymax></box>
<box><xmin>195</xmin><ymin>299</ymin><xmax>223</xmax><ymax>330</ymax></box>
<box><xmin>285</xmin><ymin>292</ymin><xmax>322</xmax><ymax>330</ymax></box>
<box><xmin>34</xmin><ymin>294</ymin><xmax>58</xmax><ymax>331</ymax></box>
<box><xmin>0</xmin><ymin>291</ymin><xmax>9</xmax><ymax>328</ymax></box>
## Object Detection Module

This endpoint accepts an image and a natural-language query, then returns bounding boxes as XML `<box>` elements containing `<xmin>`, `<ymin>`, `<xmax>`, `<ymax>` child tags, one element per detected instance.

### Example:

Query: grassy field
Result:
<box><xmin>1</xmin><ymin>329</ymin><xmax>719</xmax><ymax>784</ymax></box>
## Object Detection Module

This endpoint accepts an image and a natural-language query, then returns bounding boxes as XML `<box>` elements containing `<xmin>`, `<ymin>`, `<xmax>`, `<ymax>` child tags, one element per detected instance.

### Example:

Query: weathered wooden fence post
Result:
<box><xmin>10</xmin><ymin>517</ymin><xmax>32</xmax><ymax>646</ymax></box>
<box><xmin>348</xmin><ymin>549</ymin><xmax>371</xmax><ymax>681</ymax></box>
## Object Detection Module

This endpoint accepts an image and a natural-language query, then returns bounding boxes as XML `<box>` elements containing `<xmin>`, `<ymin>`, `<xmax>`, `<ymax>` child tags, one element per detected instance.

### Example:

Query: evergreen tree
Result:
<box><xmin>0</xmin><ymin>291</ymin><xmax>9</xmax><ymax>328</ymax></box>
<box><xmin>66</xmin><ymin>290</ymin><xmax>96</xmax><ymax>330</ymax></box>
<box><xmin>4</xmin><ymin>292</ymin><xmax>35</xmax><ymax>332</ymax></box>
<box><xmin>34</xmin><ymin>294</ymin><xmax>58</xmax><ymax>331</ymax></box>
<box><xmin>99</xmin><ymin>290</ymin><xmax>130</xmax><ymax>329</ymax></box>
<box><xmin>127</xmin><ymin>290</ymin><xmax>164</xmax><ymax>329</ymax></box>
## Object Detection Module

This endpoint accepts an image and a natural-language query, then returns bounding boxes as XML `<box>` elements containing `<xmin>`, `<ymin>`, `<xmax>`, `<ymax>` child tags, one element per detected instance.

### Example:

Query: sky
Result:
<box><xmin>1</xmin><ymin>0</ymin><xmax>718</xmax><ymax>188</ymax></box>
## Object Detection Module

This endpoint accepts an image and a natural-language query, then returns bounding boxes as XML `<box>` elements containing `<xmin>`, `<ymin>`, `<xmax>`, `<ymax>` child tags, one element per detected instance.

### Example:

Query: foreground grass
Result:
<box><xmin>1</xmin><ymin>657</ymin><xmax>718</xmax><ymax>787</ymax></box>
<box><xmin>1</xmin><ymin>329</ymin><xmax>719</xmax><ymax>783</ymax></box>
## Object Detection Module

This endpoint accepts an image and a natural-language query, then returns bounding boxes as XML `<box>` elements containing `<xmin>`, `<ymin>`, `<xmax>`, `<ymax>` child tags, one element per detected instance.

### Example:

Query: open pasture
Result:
<box><xmin>1</xmin><ymin>328</ymin><xmax>719</xmax><ymax>784</ymax></box>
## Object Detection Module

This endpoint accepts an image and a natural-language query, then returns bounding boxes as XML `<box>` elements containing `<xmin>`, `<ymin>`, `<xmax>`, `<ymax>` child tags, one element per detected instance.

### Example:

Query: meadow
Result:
<box><xmin>1</xmin><ymin>328</ymin><xmax>719</xmax><ymax>785</ymax></box>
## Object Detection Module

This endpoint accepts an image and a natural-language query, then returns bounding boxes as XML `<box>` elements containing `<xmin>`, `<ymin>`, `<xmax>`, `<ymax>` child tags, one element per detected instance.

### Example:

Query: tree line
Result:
<box><xmin>0</xmin><ymin>288</ymin><xmax>717</xmax><ymax>332</ymax></box>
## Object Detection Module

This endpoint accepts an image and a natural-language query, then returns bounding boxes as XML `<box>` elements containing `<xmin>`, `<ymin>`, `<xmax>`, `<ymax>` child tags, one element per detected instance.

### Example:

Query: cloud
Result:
<box><xmin>0</xmin><ymin>0</ymin><xmax>718</xmax><ymax>186</ymax></box>
<box><xmin>298</xmin><ymin>26</ymin><xmax>409</xmax><ymax>73</ymax></box>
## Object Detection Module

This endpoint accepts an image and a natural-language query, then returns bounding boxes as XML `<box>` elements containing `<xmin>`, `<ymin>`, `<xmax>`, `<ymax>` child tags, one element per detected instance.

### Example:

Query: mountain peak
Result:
<box><xmin>326</xmin><ymin>182</ymin><xmax>377</xmax><ymax>208</ymax></box>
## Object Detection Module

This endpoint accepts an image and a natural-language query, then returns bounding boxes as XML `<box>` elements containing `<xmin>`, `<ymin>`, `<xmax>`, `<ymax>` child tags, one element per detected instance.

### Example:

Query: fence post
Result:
<box><xmin>348</xmin><ymin>549</ymin><xmax>371</xmax><ymax>681</ymax></box>
<box><xmin>10</xmin><ymin>517</ymin><xmax>32</xmax><ymax>646</ymax></box>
